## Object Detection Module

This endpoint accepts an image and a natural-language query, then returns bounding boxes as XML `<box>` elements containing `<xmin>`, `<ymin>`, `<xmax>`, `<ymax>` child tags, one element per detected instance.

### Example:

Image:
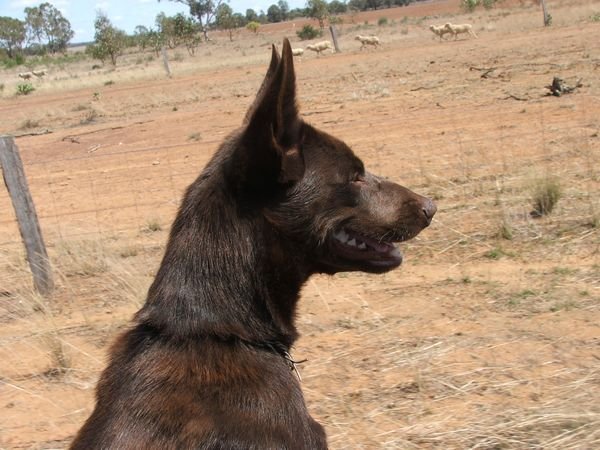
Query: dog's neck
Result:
<box><xmin>136</xmin><ymin>162</ymin><xmax>309</xmax><ymax>348</ymax></box>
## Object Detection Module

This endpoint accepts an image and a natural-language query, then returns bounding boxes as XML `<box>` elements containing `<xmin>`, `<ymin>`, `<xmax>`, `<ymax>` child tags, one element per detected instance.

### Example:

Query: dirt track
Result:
<box><xmin>1</xmin><ymin>0</ymin><xmax>599</xmax><ymax>448</ymax></box>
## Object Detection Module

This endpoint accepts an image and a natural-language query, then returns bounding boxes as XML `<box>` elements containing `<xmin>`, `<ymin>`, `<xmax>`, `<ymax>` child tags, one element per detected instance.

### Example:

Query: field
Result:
<box><xmin>1</xmin><ymin>0</ymin><xmax>599</xmax><ymax>448</ymax></box>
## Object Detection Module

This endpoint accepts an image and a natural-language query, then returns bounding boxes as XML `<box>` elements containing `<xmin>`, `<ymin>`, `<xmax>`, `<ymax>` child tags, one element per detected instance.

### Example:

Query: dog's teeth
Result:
<box><xmin>347</xmin><ymin>238</ymin><xmax>356</xmax><ymax>247</ymax></box>
<box><xmin>358</xmin><ymin>242</ymin><xmax>367</xmax><ymax>250</ymax></box>
<box><xmin>334</xmin><ymin>230</ymin><xmax>349</xmax><ymax>243</ymax></box>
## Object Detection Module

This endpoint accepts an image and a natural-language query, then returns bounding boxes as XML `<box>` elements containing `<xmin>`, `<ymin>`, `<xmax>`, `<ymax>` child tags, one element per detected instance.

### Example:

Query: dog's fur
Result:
<box><xmin>70</xmin><ymin>38</ymin><xmax>436</xmax><ymax>450</ymax></box>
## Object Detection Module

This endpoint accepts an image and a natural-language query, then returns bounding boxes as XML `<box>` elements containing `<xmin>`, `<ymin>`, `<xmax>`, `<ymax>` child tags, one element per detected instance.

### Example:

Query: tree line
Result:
<box><xmin>1</xmin><ymin>0</ymin><xmax>424</xmax><ymax>67</ymax></box>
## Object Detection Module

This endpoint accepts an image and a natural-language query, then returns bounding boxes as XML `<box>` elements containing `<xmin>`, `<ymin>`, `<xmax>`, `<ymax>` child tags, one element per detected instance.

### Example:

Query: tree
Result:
<box><xmin>366</xmin><ymin>0</ymin><xmax>385</xmax><ymax>9</ymax></box>
<box><xmin>306</xmin><ymin>0</ymin><xmax>329</xmax><ymax>29</ymax></box>
<box><xmin>246</xmin><ymin>9</ymin><xmax>258</xmax><ymax>23</ymax></box>
<box><xmin>173</xmin><ymin>13</ymin><xmax>201</xmax><ymax>54</ymax></box>
<box><xmin>233</xmin><ymin>13</ymin><xmax>246</xmax><ymax>27</ymax></box>
<box><xmin>24</xmin><ymin>2</ymin><xmax>74</xmax><ymax>54</ymax></box>
<box><xmin>134</xmin><ymin>25</ymin><xmax>150</xmax><ymax>51</ymax></box>
<box><xmin>156</xmin><ymin>12</ymin><xmax>178</xmax><ymax>48</ymax></box>
<box><xmin>215</xmin><ymin>4</ymin><xmax>240</xmax><ymax>41</ymax></box>
<box><xmin>88</xmin><ymin>12</ymin><xmax>127</xmax><ymax>65</ymax></box>
<box><xmin>278</xmin><ymin>1</ymin><xmax>290</xmax><ymax>20</ymax></box>
<box><xmin>288</xmin><ymin>8</ymin><xmax>307</xmax><ymax>19</ymax></box>
<box><xmin>147</xmin><ymin>28</ymin><xmax>165</xmax><ymax>56</ymax></box>
<box><xmin>348</xmin><ymin>0</ymin><xmax>367</xmax><ymax>11</ymax></box>
<box><xmin>328</xmin><ymin>1</ymin><xmax>348</xmax><ymax>14</ymax></box>
<box><xmin>267</xmin><ymin>4</ymin><xmax>283</xmax><ymax>23</ymax></box>
<box><xmin>0</xmin><ymin>17</ymin><xmax>26</xmax><ymax>58</ymax></box>
<box><xmin>158</xmin><ymin>0</ymin><xmax>226</xmax><ymax>41</ymax></box>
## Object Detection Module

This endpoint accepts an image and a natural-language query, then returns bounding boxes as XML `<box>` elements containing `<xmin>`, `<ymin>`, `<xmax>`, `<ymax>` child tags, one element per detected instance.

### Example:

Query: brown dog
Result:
<box><xmin>70</xmin><ymin>38</ymin><xmax>436</xmax><ymax>449</ymax></box>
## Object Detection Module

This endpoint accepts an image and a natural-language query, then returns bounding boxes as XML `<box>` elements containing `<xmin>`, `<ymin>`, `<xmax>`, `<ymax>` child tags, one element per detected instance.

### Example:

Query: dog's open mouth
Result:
<box><xmin>331</xmin><ymin>228</ymin><xmax>403</xmax><ymax>269</ymax></box>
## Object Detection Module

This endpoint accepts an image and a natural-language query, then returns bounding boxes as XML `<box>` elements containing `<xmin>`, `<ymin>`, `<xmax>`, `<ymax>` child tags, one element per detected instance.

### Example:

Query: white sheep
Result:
<box><xmin>305</xmin><ymin>41</ymin><xmax>333</xmax><ymax>56</ymax></box>
<box><xmin>355</xmin><ymin>35</ymin><xmax>380</xmax><ymax>50</ymax></box>
<box><xmin>291</xmin><ymin>48</ymin><xmax>304</xmax><ymax>57</ymax></box>
<box><xmin>18</xmin><ymin>72</ymin><xmax>33</xmax><ymax>80</ymax></box>
<box><xmin>444</xmin><ymin>23</ymin><xmax>478</xmax><ymax>39</ymax></box>
<box><xmin>32</xmin><ymin>69</ymin><xmax>46</xmax><ymax>78</ymax></box>
<box><xmin>429</xmin><ymin>24</ymin><xmax>451</xmax><ymax>41</ymax></box>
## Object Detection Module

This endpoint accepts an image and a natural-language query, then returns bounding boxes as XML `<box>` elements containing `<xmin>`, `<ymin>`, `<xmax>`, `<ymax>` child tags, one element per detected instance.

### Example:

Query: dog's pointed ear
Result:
<box><xmin>242</xmin><ymin>38</ymin><xmax>304</xmax><ymax>187</ymax></box>
<box><xmin>243</xmin><ymin>44</ymin><xmax>280</xmax><ymax>125</ymax></box>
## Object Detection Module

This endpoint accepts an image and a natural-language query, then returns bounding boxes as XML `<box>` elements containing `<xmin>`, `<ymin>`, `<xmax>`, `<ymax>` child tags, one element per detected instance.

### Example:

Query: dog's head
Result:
<box><xmin>234</xmin><ymin>38</ymin><xmax>436</xmax><ymax>275</ymax></box>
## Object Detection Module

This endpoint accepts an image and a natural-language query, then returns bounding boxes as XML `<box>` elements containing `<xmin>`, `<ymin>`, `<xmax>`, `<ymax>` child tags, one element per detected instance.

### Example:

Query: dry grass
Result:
<box><xmin>531</xmin><ymin>176</ymin><xmax>562</xmax><ymax>217</ymax></box>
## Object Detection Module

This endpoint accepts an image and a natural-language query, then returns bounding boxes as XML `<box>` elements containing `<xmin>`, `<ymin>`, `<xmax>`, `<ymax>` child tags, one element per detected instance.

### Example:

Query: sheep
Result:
<box><xmin>291</xmin><ymin>48</ymin><xmax>304</xmax><ymax>57</ymax></box>
<box><xmin>429</xmin><ymin>24</ymin><xmax>451</xmax><ymax>41</ymax></box>
<box><xmin>18</xmin><ymin>72</ymin><xmax>33</xmax><ymax>80</ymax></box>
<box><xmin>355</xmin><ymin>35</ymin><xmax>380</xmax><ymax>50</ymax></box>
<box><xmin>305</xmin><ymin>40</ymin><xmax>333</xmax><ymax>56</ymax></box>
<box><xmin>444</xmin><ymin>23</ymin><xmax>478</xmax><ymax>39</ymax></box>
<box><xmin>32</xmin><ymin>69</ymin><xmax>46</xmax><ymax>78</ymax></box>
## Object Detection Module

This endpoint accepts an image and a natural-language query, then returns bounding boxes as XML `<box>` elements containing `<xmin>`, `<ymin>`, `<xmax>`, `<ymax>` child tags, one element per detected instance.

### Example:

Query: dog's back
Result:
<box><xmin>71</xmin><ymin>39</ymin><xmax>435</xmax><ymax>449</ymax></box>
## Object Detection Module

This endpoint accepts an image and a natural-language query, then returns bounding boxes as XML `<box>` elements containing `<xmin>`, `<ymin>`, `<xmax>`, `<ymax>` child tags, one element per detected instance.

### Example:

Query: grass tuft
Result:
<box><xmin>531</xmin><ymin>177</ymin><xmax>561</xmax><ymax>217</ymax></box>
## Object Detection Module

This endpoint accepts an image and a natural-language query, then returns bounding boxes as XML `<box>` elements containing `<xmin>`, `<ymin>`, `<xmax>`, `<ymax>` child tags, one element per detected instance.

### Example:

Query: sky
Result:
<box><xmin>0</xmin><ymin>0</ymin><xmax>306</xmax><ymax>43</ymax></box>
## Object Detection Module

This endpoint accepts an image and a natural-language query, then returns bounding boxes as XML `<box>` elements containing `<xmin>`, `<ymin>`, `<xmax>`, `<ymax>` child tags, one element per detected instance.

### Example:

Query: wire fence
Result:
<box><xmin>1</xmin><ymin>94</ymin><xmax>599</xmax><ymax>279</ymax></box>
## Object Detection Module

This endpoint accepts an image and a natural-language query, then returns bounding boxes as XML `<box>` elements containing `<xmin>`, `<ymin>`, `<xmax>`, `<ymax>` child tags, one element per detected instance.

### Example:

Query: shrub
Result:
<box><xmin>531</xmin><ymin>177</ymin><xmax>561</xmax><ymax>217</ymax></box>
<box><xmin>378</xmin><ymin>17</ymin><xmax>388</xmax><ymax>26</ymax></box>
<box><xmin>146</xmin><ymin>219</ymin><xmax>162</xmax><ymax>232</ymax></box>
<box><xmin>2</xmin><ymin>53</ymin><xmax>25</xmax><ymax>69</ymax></box>
<box><xmin>498</xmin><ymin>219</ymin><xmax>513</xmax><ymax>240</ymax></box>
<box><xmin>80</xmin><ymin>109</ymin><xmax>98</xmax><ymax>124</ymax></box>
<box><xmin>246</xmin><ymin>21</ymin><xmax>260</xmax><ymax>33</ymax></box>
<box><xmin>20</xmin><ymin>118</ymin><xmax>40</xmax><ymax>129</ymax></box>
<box><xmin>297</xmin><ymin>24</ymin><xmax>322</xmax><ymax>41</ymax></box>
<box><xmin>591</xmin><ymin>12</ymin><xmax>600</xmax><ymax>22</ymax></box>
<box><xmin>16</xmin><ymin>83</ymin><xmax>35</xmax><ymax>95</ymax></box>
<box><xmin>461</xmin><ymin>0</ymin><xmax>480</xmax><ymax>12</ymax></box>
<box><xmin>329</xmin><ymin>16</ymin><xmax>344</xmax><ymax>26</ymax></box>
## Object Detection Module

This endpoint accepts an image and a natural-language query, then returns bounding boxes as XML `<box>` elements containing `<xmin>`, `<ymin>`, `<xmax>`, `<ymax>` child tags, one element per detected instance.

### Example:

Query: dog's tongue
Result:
<box><xmin>359</xmin><ymin>234</ymin><xmax>395</xmax><ymax>253</ymax></box>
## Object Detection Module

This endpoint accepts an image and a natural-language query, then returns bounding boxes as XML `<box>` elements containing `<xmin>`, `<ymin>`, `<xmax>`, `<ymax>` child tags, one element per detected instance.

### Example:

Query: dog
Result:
<box><xmin>70</xmin><ymin>38</ymin><xmax>436</xmax><ymax>449</ymax></box>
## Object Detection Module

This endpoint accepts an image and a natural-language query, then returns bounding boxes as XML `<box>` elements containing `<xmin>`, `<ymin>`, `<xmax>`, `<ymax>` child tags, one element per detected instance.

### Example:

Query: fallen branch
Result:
<box><xmin>61</xmin><ymin>120</ymin><xmax>154</xmax><ymax>142</ymax></box>
<box><xmin>501</xmin><ymin>94</ymin><xmax>529</xmax><ymax>101</ymax></box>
<box><xmin>410</xmin><ymin>85</ymin><xmax>439</xmax><ymax>92</ymax></box>
<box><xmin>545</xmin><ymin>77</ymin><xmax>583</xmax><ymax>97</ymax></box>
<box><xmin>13</xmin><ymin>128</ymin><xmax>53</xmax><ymax>138</ymax></box>
<box><xmin>303</xmin><ymin>110</ymin><xmax>333</xmax><ymax>117</ymax></box>
<box><xmin>470</xmin><ymin>66</ymin><xmax>497</xmax><ymax>77</ymax></box>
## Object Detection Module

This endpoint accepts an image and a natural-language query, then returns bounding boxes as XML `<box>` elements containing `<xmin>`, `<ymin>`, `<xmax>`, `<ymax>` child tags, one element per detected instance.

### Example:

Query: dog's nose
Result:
<box><xmin>422</xmin><ymin>199</ymin><xmax>437</xmax><ymax>225</ymax></box>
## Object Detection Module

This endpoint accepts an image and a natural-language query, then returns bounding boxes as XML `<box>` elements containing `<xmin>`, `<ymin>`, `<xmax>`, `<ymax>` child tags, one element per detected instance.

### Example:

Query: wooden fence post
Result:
<box><xmin>541</xmin><ymin>0</ymin><xmax>551</xmax><ymax>26</ymax></box>
<box><xmin>0</xmin><ymin>136</ymin><xmax>54</xmax><ymax>295</ymax></box>
<box><xmin>330</xmin><ymin>25</ymin><xmax>341</xmax><ymax>53</ymax></box>
<box><xmin>161</xmin><ymin>46</ymin><xmax>172</xmax><ymax>78</ymax></box>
